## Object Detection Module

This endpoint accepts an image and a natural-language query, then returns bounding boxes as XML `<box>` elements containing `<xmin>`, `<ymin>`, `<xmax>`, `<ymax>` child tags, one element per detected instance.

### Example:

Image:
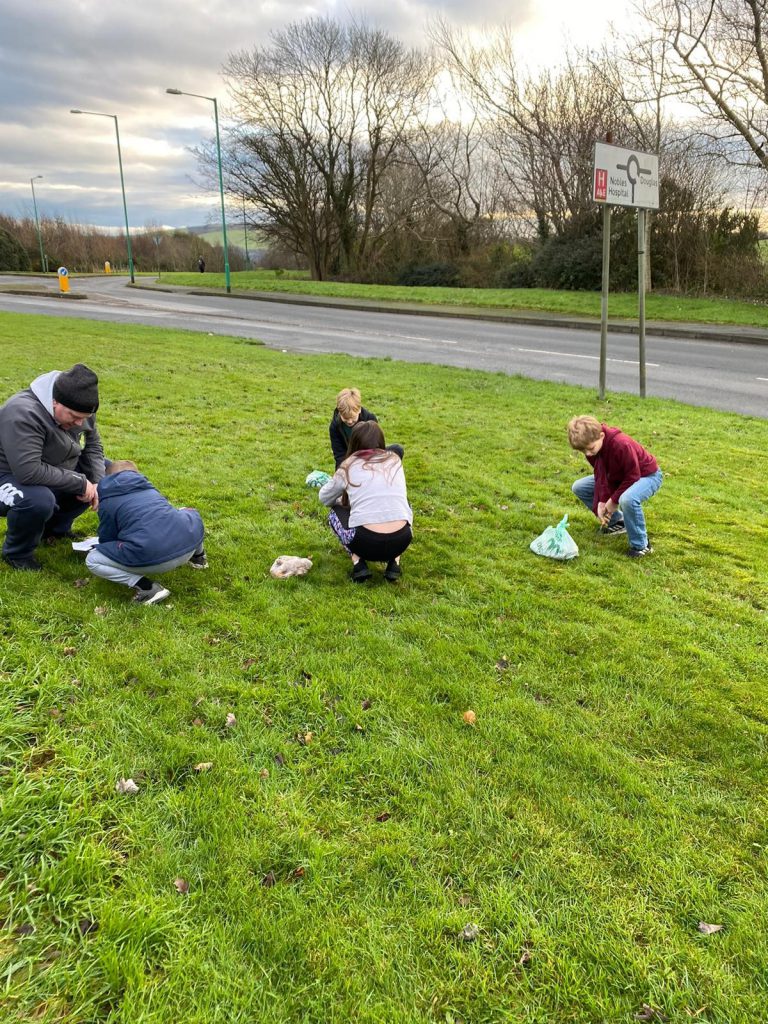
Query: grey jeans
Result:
<box><xmin>86</xmin><ymin>546</ymin><xmax>201</xmax><ymax>588</ymax></box>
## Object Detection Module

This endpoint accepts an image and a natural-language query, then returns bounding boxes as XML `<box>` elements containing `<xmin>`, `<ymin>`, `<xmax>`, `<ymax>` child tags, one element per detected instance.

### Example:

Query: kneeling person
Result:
<box><xmin>86</xmin><ymin>460</ymin><xmax>206</xmax><ymax>604</ymax></box>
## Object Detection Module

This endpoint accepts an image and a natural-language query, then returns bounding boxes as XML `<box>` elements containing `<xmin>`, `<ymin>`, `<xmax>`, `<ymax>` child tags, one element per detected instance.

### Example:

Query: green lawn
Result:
<box><xmin>157</xmin><ymin>270</ymin><xmax>768</xmax><ymax>328</ymax></box>
<box><xmin>1</xmin><ymin>311</ymin><xmax>767</xmax><ymax>1023</ymax></box>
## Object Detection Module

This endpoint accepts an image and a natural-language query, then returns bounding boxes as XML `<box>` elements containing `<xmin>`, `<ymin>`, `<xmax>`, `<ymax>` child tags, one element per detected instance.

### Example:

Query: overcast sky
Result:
<box><xmin>0</xmin><ymin>0</ymin><xmax>630</xmax><ymax>232</ymax></box>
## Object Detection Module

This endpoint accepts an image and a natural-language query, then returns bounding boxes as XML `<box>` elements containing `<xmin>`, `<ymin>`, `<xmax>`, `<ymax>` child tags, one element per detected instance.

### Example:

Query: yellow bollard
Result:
<box><xmin>58</xmin><ymin>267</ymin><xmax>70</xmax><ymax>294</ymax></box>
<box><xmin>104</xmin><ymin>260</ymin><xmax>111</xmax><ymax>274</ymax></box>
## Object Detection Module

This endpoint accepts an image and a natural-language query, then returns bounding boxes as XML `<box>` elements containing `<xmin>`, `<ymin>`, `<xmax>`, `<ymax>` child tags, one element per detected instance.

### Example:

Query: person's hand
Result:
<box><xmin>79</xmin><ymin>480</ymin><xmax>99</xmax><ymax>509</ymax></box>
<box><xmin>597</xmin><ymin>501</ymin><xmax>609</xmax><ymax>524</ymax></box>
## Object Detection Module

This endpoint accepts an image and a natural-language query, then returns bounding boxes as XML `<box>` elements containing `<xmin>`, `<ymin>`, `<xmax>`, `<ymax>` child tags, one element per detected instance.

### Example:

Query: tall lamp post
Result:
<box><xmin>166</xmin><ymin>88</ymin><xmax>231</xmax><ymax>293</ymax></box>
<box><xmin>30</xmin><ymin>175</ymin><xmax>46</xmax><ymax>273</ymax></box>
<box><xmin>70</xmin><ymin>108</ymin><xmax>134</xmax><ymax>283</ymax></box>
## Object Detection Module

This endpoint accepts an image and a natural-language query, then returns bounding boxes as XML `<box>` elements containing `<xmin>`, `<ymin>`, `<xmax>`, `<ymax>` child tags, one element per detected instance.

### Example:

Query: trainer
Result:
<box><xmin>0</xmin><ymin>364</ymin><xmax>105</xmax><ymax>571</ymax></box>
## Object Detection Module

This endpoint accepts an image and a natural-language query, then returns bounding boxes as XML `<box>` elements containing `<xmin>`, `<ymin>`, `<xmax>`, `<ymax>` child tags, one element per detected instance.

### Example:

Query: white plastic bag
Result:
<box><xmin>530</xmin><ymin>514</ymin><xmax>579</xmax><ymax>560</ymax></box>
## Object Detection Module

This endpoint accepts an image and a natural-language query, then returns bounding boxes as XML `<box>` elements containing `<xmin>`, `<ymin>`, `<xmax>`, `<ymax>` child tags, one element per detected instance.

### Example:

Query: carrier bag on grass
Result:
<box><xmin>530</xmin><ymin>514</ymin><xmax>579</xmax><ymax>561</ymax></box>
<box><xmin>305</xmin><ymin>470</ymin><xmax>332</xmax><ymax>488</ymax></box>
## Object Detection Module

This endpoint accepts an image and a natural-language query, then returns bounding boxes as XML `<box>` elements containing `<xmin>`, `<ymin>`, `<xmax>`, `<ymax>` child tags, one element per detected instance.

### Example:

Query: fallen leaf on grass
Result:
<box><xmin>353</xmin><ymin>723</ymin><xmax>365</xmax><ymax>733</ymax></box>
<box><xmin>361</xmin><ymin>698</ymin><xmax>372</xmax><ymax>710</ymax></box>
<box><xmin>194</xmin><ymin>696</ymin><xmax>205</xmax><ymax>706</ymax></box>
<box><xmin>258</xmin><ymin>768</ymin><xmax>270</xmax><ymax>779</ymax></box>
<box><xmin>262</xmin><ymin>871</ymin><xmax>276</xmax><ymax>888</ymax></box>
<box><xmin>697</xmin><ymin>922</ymin><xmax>723</xmax><ymax>935</ymax></box>
<box><xmin>458</xmin><ymin>894</ymin><xmax>472</xmax><ymax>907</ymax></box>
<box><xmin>192</xmin><ymin>718</ymin><xmax>204</xmax><ymax>727</ymax></box>
<box><xmin>242</xmin><ymin>658</ymin><xmax>258</xmax><ymax>670</ymax></box>
<box><xmin>496</xmin><ymin>657</ymin><xmax>509</xmax><ymax>672</ymax></box>
<box><xmin>78</xmin><ymin>919</ymin><xmax>98</xmax><ymax>937</ymax></box>
<box><xmin>49</xmin><ymin>707</ymin><xmax>61</xmax><ymax>718</ymax></box>
<box><xmin>28</xmin><ymin>748</ymin><xmax>56</xmax><ymax>769</ymax></box>
<box><xmin>14</xmin><ymin>923</ymin><xmax>35</xmax><ymax>936</ymax></box>
<box><xmin>462</xmin><ymin>710</ymin><xmax>477</xmax><ymax>725</ymax></box>
<box><xmin>375</xmin><ymin>811</ymin><xmax>391</xmax><ymax>823</ymax></box>
<box><xmin>174</xmin><ymin>878</ymin><xmax>189</xmax><ymax>895</ymax></box>
<box><xmin>63</xmin><ymin>647</ymin><xmax>77</xmax><ymax>657</ymax></box>
<box><xmin>274</xmin><ymin>753</ymin><xmax>286</xmax><ymax>767</ymax></box>
<box><xmin>225</xmin><ymin>712</ymin><xmax>237</xmax><ymax>728</ymax></box>
<box><xmin>115</xmin><ymin>778</ymin><xmax>139</xmax><ymax>795</ymax></box>
<box><xmin>291</xmin><ymin>866</ymin><xmax>306</xmax><ymax>880</ymax></box>
<box><xmin>458</xmin><ymin>923</ymin><xmax>480</xmax><ymax>942</ymax></box>
<box><xmin>94</xmin><ymin>606</ymin><xmax>108</xmax><ymax>617</ymax></box>
<box><xmin>73</xmin><ymin>578</ymin><xmax>90</xmax><ymax>588</ymax></box>
<box><xmin>295</xmin><ymin>731</ymin><xmax>313</xmax><ymax>745</ymax></box>
<box><xmin>193</xmin><ymin>762</ymin><xmax>213</xmax><ymax>773</ymax></box>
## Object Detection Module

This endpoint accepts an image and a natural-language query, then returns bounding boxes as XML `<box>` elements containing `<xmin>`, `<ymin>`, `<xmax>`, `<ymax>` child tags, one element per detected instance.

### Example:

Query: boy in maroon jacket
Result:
<box><xmin>568</xmin><ymin>416</ymin><xmax>662</xmax><ymax>557</ymax></box>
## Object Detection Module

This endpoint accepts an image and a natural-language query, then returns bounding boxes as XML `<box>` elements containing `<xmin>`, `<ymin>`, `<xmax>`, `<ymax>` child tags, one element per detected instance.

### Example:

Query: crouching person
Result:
<box><xmin>319</xmin><ymin>421</ymin><xmax>412</xmax><ymax>583</ymax></box>
<box><xmin>568</xmin><ymin>415</ymin><xmax>662</xmax><ymax>558</ymax></box>
<box><xmin>85</xmin><ymin>460</ymin><xmax>206</xmax><ymax>605</ymax></box>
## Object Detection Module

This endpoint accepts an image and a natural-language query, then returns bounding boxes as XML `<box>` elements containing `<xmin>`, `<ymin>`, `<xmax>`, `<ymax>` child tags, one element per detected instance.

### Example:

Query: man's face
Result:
<box><xmin>583</xmin><ymin>433</ymin><xmax>605</xmax><ymax>457</ymax></box>
<box><xmin>340</xmin><ymin>410</ymin><xmax>360</xmax><ymax>427</ymax></box>
<box><xmin>52</xmin><ymin>401</ymin><xmax>89</xmax><ymax>430</ymax></box>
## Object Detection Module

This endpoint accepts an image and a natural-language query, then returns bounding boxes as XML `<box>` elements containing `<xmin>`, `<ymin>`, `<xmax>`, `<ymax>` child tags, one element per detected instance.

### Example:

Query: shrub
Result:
<box><xmin>0</xmin><ymin>227</ymin><xmax>31</xmax><ymax>272</ymax></box>
<box><xmin>396</xmin><ymin>262</ymin><xmax>461</xmax><ymax>287</ymax></box>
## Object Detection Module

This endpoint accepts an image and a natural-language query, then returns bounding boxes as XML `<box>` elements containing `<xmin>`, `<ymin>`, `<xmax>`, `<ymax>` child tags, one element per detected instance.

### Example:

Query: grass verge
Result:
<box><xmin>156</xmin><ymin>270</ymin><xmax>768</xmax><ymax>329</ymax></box>
<box><xmin>0</xmin><ymin>311</ymin><xmax>767</xmax><ymax>1023</ymax></box>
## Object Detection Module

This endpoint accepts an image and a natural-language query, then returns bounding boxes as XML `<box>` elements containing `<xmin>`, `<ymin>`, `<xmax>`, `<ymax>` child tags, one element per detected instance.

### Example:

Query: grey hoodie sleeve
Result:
<box><xmin>0</xmin><ymin>415</ymin><xmax>87</xmax><ymax>493</ymax></box>
<box><xmin>77</xmin><ymin>422</ymin><xmax>106</xmax><ymax>484</ymax></box>
<box><xmin>318</xmin><ymin>470</ymin><xmax>347</xmax><ymax>507</ymax></box>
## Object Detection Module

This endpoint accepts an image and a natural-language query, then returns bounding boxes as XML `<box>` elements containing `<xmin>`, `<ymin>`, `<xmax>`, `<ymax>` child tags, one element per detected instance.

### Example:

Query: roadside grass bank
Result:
<box><xmin>157</xmin><ymin>270</ymin><xmax>768</xmax><ymax>328</ymax></box>
<box><xmin>1</xmin><ymin>311</ymin><xmax>767</xmax><ymax>1023</ymax></box>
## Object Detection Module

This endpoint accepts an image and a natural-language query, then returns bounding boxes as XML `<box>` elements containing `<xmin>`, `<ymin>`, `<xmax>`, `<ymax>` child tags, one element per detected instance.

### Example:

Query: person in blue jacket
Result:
<box><xmin>85</xmin><ymin>460</ymin><xmax>206</xmax><ymax>605</ymax></box>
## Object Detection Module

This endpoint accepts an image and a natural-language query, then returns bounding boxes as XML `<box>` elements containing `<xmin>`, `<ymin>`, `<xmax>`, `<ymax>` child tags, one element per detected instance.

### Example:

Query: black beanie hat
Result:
<box><xmin>52</xmin><ymin>364</ymin><xmax>100</xmax><ymax>414</ymax></box>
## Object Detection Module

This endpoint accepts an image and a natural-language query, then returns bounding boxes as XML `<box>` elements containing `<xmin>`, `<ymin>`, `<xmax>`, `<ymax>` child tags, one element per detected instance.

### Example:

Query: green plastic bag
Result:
<box><xmin>305</xmin><ymin>470</ymin><xmax>332</xmax><ymax>488</ymax></box>
<box><xmin>530</xmin><ymin>514</ymin><xmax>579</xmax><ymax>560</ymax></box>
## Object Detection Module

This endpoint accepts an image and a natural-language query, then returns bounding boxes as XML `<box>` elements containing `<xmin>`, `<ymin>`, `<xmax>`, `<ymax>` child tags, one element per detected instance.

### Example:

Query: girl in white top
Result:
<box><xmin>319</xmin><ymin>420</ymin><xmax>412</xmax><ymax>583</ymax></box>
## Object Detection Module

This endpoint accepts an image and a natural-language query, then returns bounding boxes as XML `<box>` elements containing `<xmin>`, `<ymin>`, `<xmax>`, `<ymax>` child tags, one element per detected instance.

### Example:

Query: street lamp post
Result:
<box><xmin>30</xmin><ymin>176</ymin><xmax>46</xmax><ymax>273</ymax></box>
<box><xmin>242</xmin><ymin>196</ymin><xmax>249</xmax><ymax>266</ymax></box>
<box><xmin>70</xmin><ymin>109</ymin><xmax>134</xmax><ymax>283</ymax></box>
<box><xmin>166</xmin><ymin>88</ymin><xmax>231</xmax><ymax>293</ymax></box>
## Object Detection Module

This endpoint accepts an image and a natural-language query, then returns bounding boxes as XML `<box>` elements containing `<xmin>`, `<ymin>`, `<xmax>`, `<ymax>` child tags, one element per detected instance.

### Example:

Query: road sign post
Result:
<box><xmin>593</xmin><ymin>142</ymin><xmax>659</xmax><ymax>398</ymax></box>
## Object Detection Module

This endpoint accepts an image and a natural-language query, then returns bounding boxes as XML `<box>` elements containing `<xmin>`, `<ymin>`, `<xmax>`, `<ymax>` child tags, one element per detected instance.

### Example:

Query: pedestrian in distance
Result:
<box><xmin>197</xmin><ymin>256</ymin><xmax>206</xmax><ymax>273</ymax></box>
<box><xmin>329</xmin><ymin>387</ymin><xmax>404</xmax><ymax>469</ymax></box>
<box><xmin>568</xmin><ymin>415</ymin><xmax>662</xmax><ymax>557</ymax></box>
<box><xmin>85</xmin><ymin>460</ymin><xmax>207</xmax><ymax>605</ymax></box>
<box><xmin>319</xmin><ymin>421</ymin><xmax>413</xmax><ymax>583</ymax></box>
<box><xmin>0</xmin><ymin>364</ymin><xmax>105</xmax><ymax>571</ymax></box>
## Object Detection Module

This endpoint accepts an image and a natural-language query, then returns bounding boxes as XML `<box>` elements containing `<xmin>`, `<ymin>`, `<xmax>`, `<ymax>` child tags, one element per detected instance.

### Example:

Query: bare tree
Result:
<box><xmin>643</xmin><ymin>0</ymin><xmax>768</xmax><ymax>171</ymax></box>
<box><xmin>220</xmin><ymin>17</ymin><xmax>432</xmax><ymax>279</ymax></box>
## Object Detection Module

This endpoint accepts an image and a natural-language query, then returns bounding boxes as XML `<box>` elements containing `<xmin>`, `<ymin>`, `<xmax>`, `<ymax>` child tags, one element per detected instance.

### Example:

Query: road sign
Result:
<box><xmin>593</xmin><ymin>143</ymin><xmax>659</xmax><ymax>209</ymax></box>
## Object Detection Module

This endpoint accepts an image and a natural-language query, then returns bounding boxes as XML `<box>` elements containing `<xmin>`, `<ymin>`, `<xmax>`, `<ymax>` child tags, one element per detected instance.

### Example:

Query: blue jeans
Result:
<box><xmin>572</xmin><ymin>470</ymin><xmax>663</xmax><ymax>550</ymax></box>
<box><xmin>0</xmin><ymin>472</ymin><xmax>91</xmax><ymax>558</ymax></box>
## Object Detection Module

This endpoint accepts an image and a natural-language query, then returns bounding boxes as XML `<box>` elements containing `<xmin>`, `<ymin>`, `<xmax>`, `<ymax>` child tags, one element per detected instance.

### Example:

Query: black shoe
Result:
<box><xmin>600</xmin><ymin>520</ymin><xmax>626</xmax><ymax>536</ymax></box>
<box><xmin>384</xmin><ymin>560</ymin><xmax>402</xmax><ymax>582</ymax></box>
<box><xmin>3</xmin><ymin>554</ymin><xmax>42</xmax><ymax>571</ymax></box>
<box><xmin>626</xmin><ymin>544</ymin><xmax>653</xmax><ymax>558</ymax></box>
<box><xmin>189</xmin><ymin>549</ymin><xmax>208</xmax><ymax>569</ymax></box>
<box><xmin>351</xmin><ymin>560</ymin><xmax>372</xmax><ymax>582</ymax></box>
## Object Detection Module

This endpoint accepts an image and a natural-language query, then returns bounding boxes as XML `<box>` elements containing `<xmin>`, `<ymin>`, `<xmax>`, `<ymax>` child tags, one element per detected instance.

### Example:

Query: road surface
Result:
<box><xmin>0</xmin><ymin>275</ymin><xmax>765</xmax><ymax>417</ymax></box>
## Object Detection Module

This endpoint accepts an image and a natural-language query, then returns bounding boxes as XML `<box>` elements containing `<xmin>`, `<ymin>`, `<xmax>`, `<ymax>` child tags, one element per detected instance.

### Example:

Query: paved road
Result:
<box><xmin>1</xmin><ymin>275</ymin><xmax>766</xmax><ymax>417</ymax></box>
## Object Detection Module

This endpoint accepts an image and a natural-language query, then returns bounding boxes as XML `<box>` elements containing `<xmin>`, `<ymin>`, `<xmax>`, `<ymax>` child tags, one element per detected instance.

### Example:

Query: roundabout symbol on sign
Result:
<box><xmin>616</xmin><ymin>154</ymin><xmax>653</xmax><ymax>204</ymax></box>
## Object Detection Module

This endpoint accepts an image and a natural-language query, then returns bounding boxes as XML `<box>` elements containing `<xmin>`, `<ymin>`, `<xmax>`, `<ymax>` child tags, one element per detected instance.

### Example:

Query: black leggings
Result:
<box><xmin>349</xmin><ymin>523</ymin><xmax>412</xmax><ymax>562</ymax></box>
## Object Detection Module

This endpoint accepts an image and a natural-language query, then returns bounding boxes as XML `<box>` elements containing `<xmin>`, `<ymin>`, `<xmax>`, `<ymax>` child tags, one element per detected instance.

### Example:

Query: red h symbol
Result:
<box><xmin>595</xmin><ymin>168</ymin><xmax>607</xmax><ymax>201</ymax></box>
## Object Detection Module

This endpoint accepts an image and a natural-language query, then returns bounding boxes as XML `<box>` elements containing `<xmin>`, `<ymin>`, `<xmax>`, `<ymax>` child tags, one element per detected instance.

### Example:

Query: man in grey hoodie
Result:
<box><xmin>0</xmin><ymin>364</ymin><xmax>105</xmax><ymax>570</ymax></box>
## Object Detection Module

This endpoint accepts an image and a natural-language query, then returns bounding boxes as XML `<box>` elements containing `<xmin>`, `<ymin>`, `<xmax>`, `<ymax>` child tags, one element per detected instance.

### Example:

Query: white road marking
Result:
<box><xmin>514</xmin><ymin>345</ymin><xmax>659</xmax><ymax>367</ymax></box>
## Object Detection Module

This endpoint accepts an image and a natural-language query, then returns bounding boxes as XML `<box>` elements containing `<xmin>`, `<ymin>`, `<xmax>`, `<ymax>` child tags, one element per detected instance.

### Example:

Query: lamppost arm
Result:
<box><xmin>70</xmin><ymin>108</ymin><xmax>134</xmax><ymax>283</ymax></box>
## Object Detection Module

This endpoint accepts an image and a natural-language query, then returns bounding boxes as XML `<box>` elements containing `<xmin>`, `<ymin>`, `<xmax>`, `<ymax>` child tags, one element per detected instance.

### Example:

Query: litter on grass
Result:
<box><xmin>530</xmin><ymin>514</ymin><xmax>579</xmax><ymax>560</ymax></box>
<box><xmin>72</xmin><ymin>536</ymin><xmax>99</xmax><ymax>552</ymax></box>
<box><xmin>305</xmin><ymin>470</ymin><xmax>331</xmax><ymax>488</ymax></box>
<box><xmin>270</xmin><ymin>555</ymin><xmax>313</xmax><ymax>578</ymax></box>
